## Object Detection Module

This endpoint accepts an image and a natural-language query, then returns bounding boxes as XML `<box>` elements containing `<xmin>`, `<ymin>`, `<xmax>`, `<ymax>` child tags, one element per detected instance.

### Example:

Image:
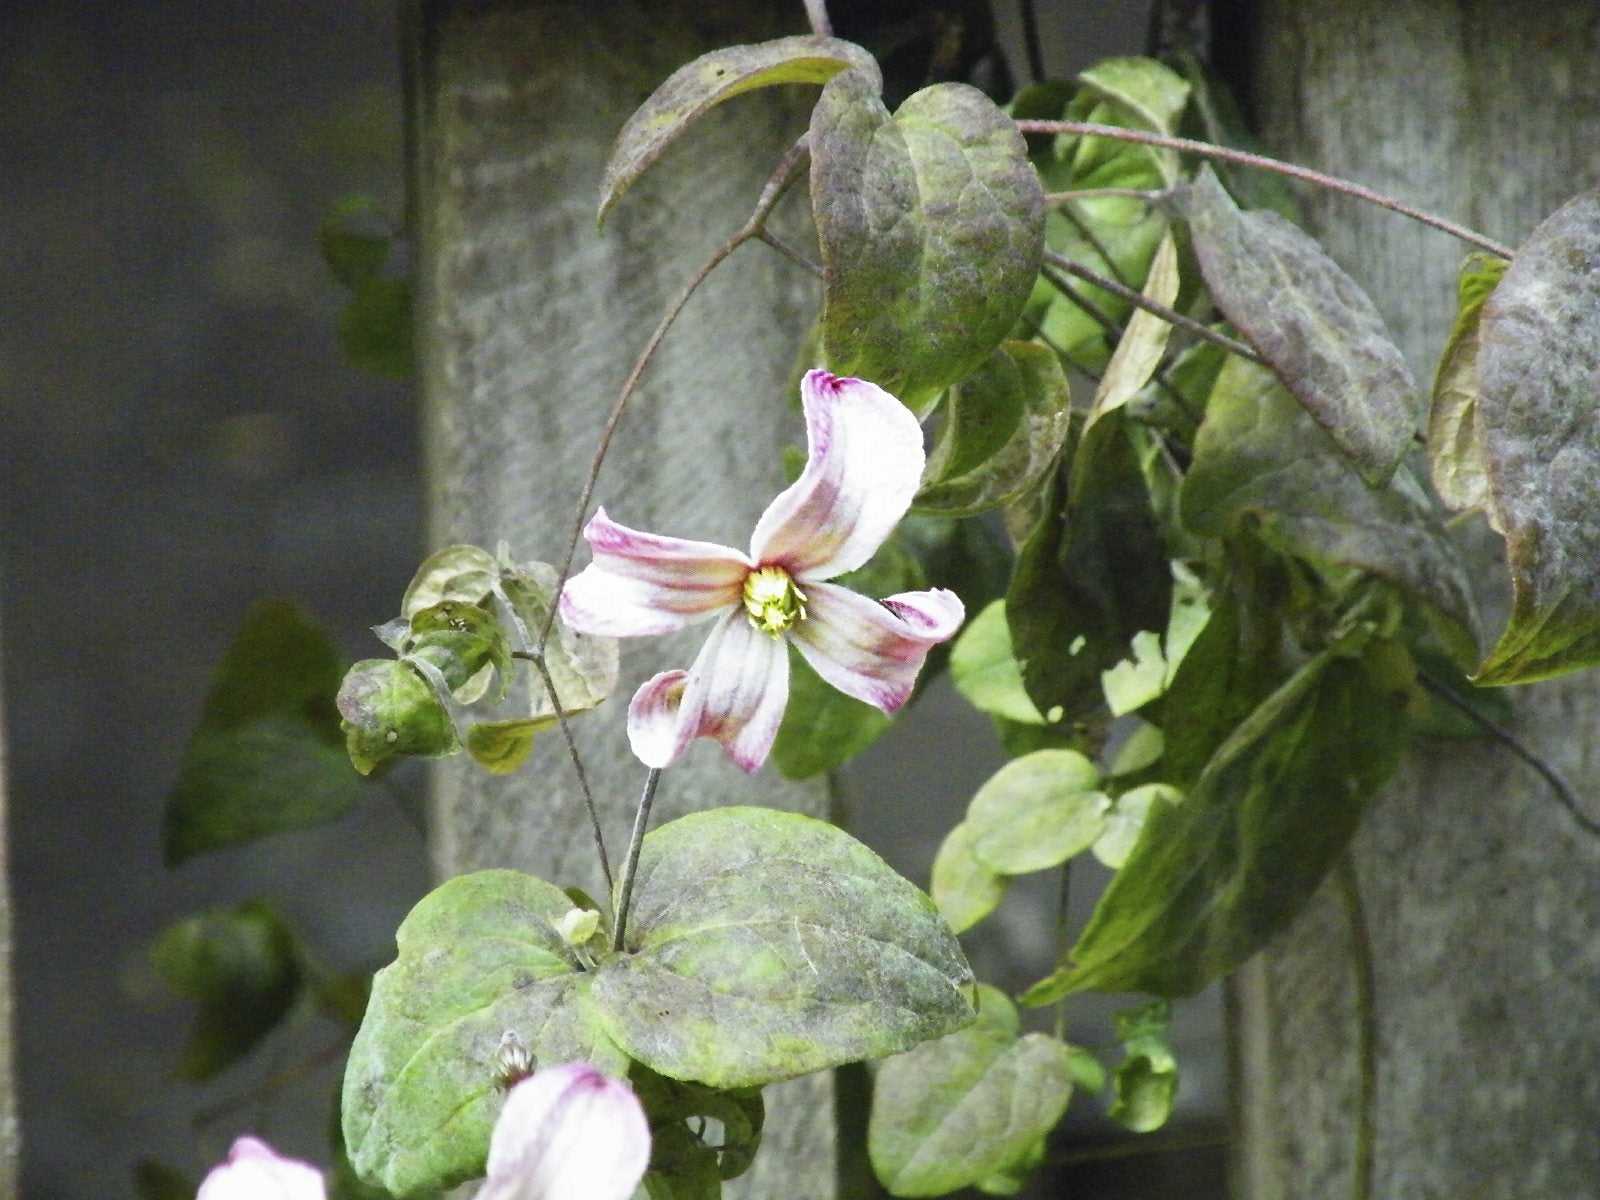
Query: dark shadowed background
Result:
<box><xmin>0</xmin><ymin>2</ymin><xmax>1226</xmax><ymax>1196</ymax></box>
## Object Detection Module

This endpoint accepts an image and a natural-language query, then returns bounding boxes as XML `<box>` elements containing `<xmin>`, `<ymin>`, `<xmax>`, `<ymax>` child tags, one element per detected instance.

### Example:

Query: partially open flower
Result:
<box><xmin>476</xmin><ymin>1063</ymin><xmax>650</xmax><ymax>1200</ymax></box>
<box><xmin>197</xmin><ymin>1137</ymin><xmax>326</xmax><ymax>1200</ymax></box>
<box><xmin>560</xmin><ymin>369</ymin><xmax>964</xmax><ymax>772</ymax></box>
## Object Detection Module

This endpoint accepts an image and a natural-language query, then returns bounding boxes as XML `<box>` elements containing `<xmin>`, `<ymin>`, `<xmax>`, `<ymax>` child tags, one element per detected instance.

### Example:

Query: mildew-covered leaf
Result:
<box><xmin>914</xmin><ymin>341</ymin><xmax>1071</xmax><ymax>517</ymax></box>
<box><xmin>1429</xmin><ymin>254</ymin><xmax>1509</xmax><ymax>515</ymax></box>
<box><xmin>599</xmin><ymin>36</ymin><xmax>879</xmax><ymax>224</ymax></box>
<box><xmin>342</xmin><ymin>871</ymin><xmax>627</xmax><ymax>1197</ymax></box>
<box><xmin>592</xmin><ymin>808</ymin><xmax>975</xmax><ymax>1088</ymax></box>
<box><xmin>1183</xmin><ymin>167</ymin><xmax>1419</xmax><ymax>484</ymax></box>
<box><xmin>812</xmin><ymin>73</ymin><xmax>1045</xmax><ymax>412</ymax></box>
<box><xmin>965</xmin><ymin>751</ymin><xmax>1109</xmax><ymax>876</ymax></box>
<box><xmin>406</xmin><ymin>600</ymin><xmax>512</xmax><ymax>702</ymax></box>
<box><xmin>1086</xmin><ymin>229</ymin><xmax>1178</xmax><ymax>432</ymax></box>
<box><xmin>338</xmin><ymin>658</ymin><xmax>460</xmax><ymax>775</ymax></box>
<box><xmin>1473</xmin><ymin>191</ymin><xmax>1600</xmax><ymax>683</ymax></box>
<box><xmin>402</xmin><ymin>545</ymin><xmax>498</xmax><ymax>618</ymax></box>
<box><xmin>869</xmin><ymin>985</ymin><xmax>1075</xmax><ymax>1197</ymax></box>
<box><xmin>1182</xmin><ymin>356</ymin><xmax>1479</xmax><ymax>663</ymax></box>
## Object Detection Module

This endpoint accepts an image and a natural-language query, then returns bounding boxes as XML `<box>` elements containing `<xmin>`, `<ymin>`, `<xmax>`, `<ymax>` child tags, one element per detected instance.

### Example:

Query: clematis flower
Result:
<box><xmin>197</xmin><ymin>1137</ymin><xmax>326</xmax><ymax>1200</ymax></box>
<box><xmin>476</xmin><ymin>1062</ymin><xmax>651</xmax><ymax>1200</ymax></box>
<box><xmin>560</xmin><ymin>369</ymin><xmax>964</xmax><ymax>772</ymax></box>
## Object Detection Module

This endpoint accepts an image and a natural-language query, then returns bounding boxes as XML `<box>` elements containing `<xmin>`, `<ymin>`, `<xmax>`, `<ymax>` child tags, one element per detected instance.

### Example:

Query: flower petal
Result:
<box><xmin>198</xmin><ymin>1137</ymin><xmax>327</xmax><ymax>1200</ymax></box>
<box><xmin>559</xmin><ymin>507</ymin><xmax>748</xmax><ymax>638</ymax></box>
<box><xmin>791</xmin><ymin>583</ymin><xmax>965</xmax><ymax>712</ymax></box>
<box><xmin>749</xmin><ymin>371</ymin><xmax>925</xmax><ymax>580</ymax></box>
<box><xmin>626</xmin><ymin>611</ymin><xmax>790</xmax><ymax>773</ymax></box>
<box><xmin>479</xmin><ymin>1063</ymin><xmax>650</xmax><ymax>1200</ymax></box>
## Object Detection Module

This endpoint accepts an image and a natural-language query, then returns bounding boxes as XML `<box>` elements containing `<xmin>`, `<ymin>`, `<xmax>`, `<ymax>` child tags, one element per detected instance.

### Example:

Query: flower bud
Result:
<box><xmin>197</xmin><ymin>1137</ymin><xmax>326</xmax><ymax>1200</ymax></box>
<box><xmin>476</xmin><ymin>1063</ymin><xmax>650</xmax><ymax>1200</ymax></box>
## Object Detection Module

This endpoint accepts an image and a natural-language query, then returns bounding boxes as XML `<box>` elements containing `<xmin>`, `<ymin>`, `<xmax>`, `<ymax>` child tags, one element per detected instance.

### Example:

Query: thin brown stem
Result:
<box><xmin>537</xmin><ymin>137</ymin><xmax>811</xmax><ymax>654</ymax></box>
<box><xmin>758</xmin><ymin>227</ymin><xmax>822</xmax><ymax>277</ymax></box>
<box><xmin>611</xmin><ymin>768</ymin><xmax>663</xmax><ymax>952</ymax></box>
<box><xmin>1044</xmin><ymin>249</ymin><xmax>1267</xmax><ymax>366</ymax></box>
<box><xmin>1015</xmin><ymin>120</ymin><xmax>1514</xmax><ymax>259</ymax></box>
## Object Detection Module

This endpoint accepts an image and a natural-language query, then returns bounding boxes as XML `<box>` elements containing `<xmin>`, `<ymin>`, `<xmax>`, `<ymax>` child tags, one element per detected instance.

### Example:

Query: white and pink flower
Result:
<box><xmin>477</xmin><ymin>1063</ymin><xmax>650</xmax><ymax>1200</ymax></box>
<box><xmin>197</xmin><ymin>1138</ymin><xmax>326</xmax><ymax>1200</ymax></box>
<box><xmin>560</xmin><ymin>370</ymin><xmax>964</xmax><ymax>772</ymax></box>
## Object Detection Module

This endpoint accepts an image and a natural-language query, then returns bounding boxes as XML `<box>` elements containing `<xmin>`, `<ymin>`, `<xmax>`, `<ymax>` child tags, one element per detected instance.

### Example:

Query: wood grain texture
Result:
<box><xmin>1225</xmin><ymin>3</ymin><xmax>1600</xmax><ymax>1197</ymax></box>
<box><xmin>0</xmin><ymin>629</ymin><xmax>17</xmax><ymax>1197</ymax></box>
<box><xmin>412</xmin><ymin>4</ymin><xmax>835</xmax><ymax>1195</ymax></box>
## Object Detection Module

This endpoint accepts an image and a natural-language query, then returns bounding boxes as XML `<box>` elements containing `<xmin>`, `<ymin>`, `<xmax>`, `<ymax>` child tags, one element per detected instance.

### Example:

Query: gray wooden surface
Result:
<box><xmin>412</xmin><ymin>3</ymin><xmax>836</xmax><ymax>1195</ymax></box>
<box><xmin>1228</xmin><ymin>3</ymin><xmax>1600</xmax><ymax>1196</ymax></box>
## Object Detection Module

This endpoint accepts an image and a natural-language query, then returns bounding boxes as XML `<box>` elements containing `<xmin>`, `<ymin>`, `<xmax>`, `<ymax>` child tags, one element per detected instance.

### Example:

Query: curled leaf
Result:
<box><xmin>598</xmin><ymin>36</ymin><xmax>879</xmax><ymax>224</ymax></box>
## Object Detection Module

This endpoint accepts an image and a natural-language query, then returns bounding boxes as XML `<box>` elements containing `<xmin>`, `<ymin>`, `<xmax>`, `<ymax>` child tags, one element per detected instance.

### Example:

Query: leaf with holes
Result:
<box><xmin>1473</xmin><ymin>191</ymin><xmax>1600</xmax><ymax>683</ymax></box>
<box><xmin>599</xmin><ymin>36</ymin><xmax>879</xmax><ymax>223</ymax></box>
<box><xmin>812</xmin><ymin>73</ymin><xmax>1045</xmax><ymax>412</ymax></box>
<box><xmin>1183</xmin><ymin>167</ymin><xmax>1418</xmax><ymax>484</ymax></box>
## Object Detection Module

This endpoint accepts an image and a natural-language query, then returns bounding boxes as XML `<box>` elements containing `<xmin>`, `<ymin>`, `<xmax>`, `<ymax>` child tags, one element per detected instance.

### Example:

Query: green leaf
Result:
<box><xmin>965</xmin><ymin>750</ymin><xmax>1110</xmax><ymax>876</ymax></box>
<box><xmin>930</xmin><ymin>821</ymin><xmax>1008</xmax><ymax>934</ymax></box>
<box><xmin>1472</xmin><ymin>190</ymin><xmax>1600</xmax><ymax>683</ymax></box>
<box><xmin>1024</xmin><ymin>647</ymin><xmax>1407</xmax><ymax>1001</ymax></box>
<box><xmin>1091</xmin><ymin>783</ymin><xmax>1180</xmax><ymax>870</ymax></box>
<box><xmin>1008</xmin><ymin>418</ymin><xmax>1172</xmax><ymax>723</ymax></box>
<box><xmin>164</xmin><ymin>600</ymin><xmax>369</xmax><ymax>864</ymax></box>
<box><xmin>342</xmin><ymin>870</ymin><xmax>628</xmax><ymax>1197</ymax></box>
<box><xmin>150</xmin><ymin>900</ymin><xmax>304</xmax><ymax>1081</ymax></box>
<box><xmin>1077</xmin><ymin>57</ymin><xmax>1191</xmax><ymax>143</ymax></box>
<box><xmin>1410</xmin><ymin>644</ymin><xmax>1513</xmax><ymax>740</ymax></box>
<box><xmin>1428</xmin><ymin>254</ymin><xmax>1509</xmax><ymax>514</ymax></box>
<box><xmin>592</xmin><ymin>807</ymin><xmax>975</xmax><ymax>1088</ymax></box>
<box><xmin>1100</xmin><ymin>565</ymin><xmax>1211</xmax><ymax>716</ymax></box>
<box><xmin>402</xmin><ymin>545</ymin><xmax>498</xmax><ymax>617</ymax></box>
<box><xmin>405</xmin><ymin>600</ymin><xmax>513</xmax><ymax>702</ymax></box>
<box><xmin>1183</xmin><ymin>167</ymin><xmax>1418</xmax><ymax>484</ymax></box>
<box><xmin>869</xmin><ymin>985</ymin><xmax>1076</xmax><ymax>1197</ymax></box>
<box><xmin>642</xmin><ymin>1122</ymin><xmax>722</xmax><ymax>1200</ymax></box>
<box><xmin>1175</xmin><ymin>52</ymin><xmax>1297</xmax><ymax>218</ymax></box>
<box><xmin>950</xmin><ymin>600</ymin><xmax>1047</xmax><ymax>725</ymax></box>
<box><xmin>497</xmin><ymin>557</ymin><xmax>620</xmax><ymax>719</ymax></box>
<box><xmin>812</xmin><ymin>73</ymin><xmax>1045</xmax><ymax>412</ymax></box>
<box><xmin>1085</xmin><ymin>229</ymin><xmax>1179</xmax><ymax>431</ymax></box>
<box><xmin>913</xmin><ymin>341</ymin><xmax>1071</xmax><ymax>516</ymax></box>
<box><xmin>465</xmin><ymin>716</ymin><xmax>553</xmax><ymax>775</ymax></box>
<box><xmin>320</xmin><ymin>195</ymin><xmax>394</xmax><ymax>290</ymax></box>
<box><xmin>1108</xmin><ymin>1001</ymin><xmax>1177</xmax><ymax>1133</ymax></box>
<box><xmin>598</xmin><ymin>36</ymin><xmax>879</xmax><ymax>224</ymax></box>
<box><xmin>339</xmin><ymin>277</ymin><xmax>413</xmax><ymax>379</ymax></box>
<box><xmin>1182</xmin><ymin>356</ymin><xmax>1479</xmax><ymax>663</ymax></box>
<box><xmin>337</xmin><ymin>658</ymin><xmax>461</xmax><ymax>775</ymax></box>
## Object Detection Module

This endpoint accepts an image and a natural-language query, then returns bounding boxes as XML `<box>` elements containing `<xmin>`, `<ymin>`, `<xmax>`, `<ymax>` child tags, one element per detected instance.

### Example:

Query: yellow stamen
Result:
<box><xmin>742</xmin><ymin>566</ymin><xmax>808</xmax><ymax>635</ymax></box>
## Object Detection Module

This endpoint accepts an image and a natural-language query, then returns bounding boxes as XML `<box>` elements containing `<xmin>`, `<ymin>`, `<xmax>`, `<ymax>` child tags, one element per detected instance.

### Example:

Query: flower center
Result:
<box><xmin>742</xmin><ymin>566</ymin><xmax>807</xmax><ymax>635</ymax></box>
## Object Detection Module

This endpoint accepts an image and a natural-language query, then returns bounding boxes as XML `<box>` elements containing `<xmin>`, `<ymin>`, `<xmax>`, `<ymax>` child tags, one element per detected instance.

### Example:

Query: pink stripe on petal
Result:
<box><xmin>749</xmin><ymin>372</ymin><xmax>925</xmax><ymax>581</ymax></box>
<box><xmin>791</xmin><ymin>583</ymin><xmax>965</xmax><ymax>713</ymax></box>
<box><xmin>627</xmin><ymin>670</ymin><xmax>696</xmax><ymax>769</ymax></box>
<box><xmin>625</xmin><ymin>614</ymin><xmax>790</xmax><ymax>773</ymax></box>
<box><xmin>559</xmin><ymin>508</ymin><xmax>748</xmax><ymax>637</ymax></box>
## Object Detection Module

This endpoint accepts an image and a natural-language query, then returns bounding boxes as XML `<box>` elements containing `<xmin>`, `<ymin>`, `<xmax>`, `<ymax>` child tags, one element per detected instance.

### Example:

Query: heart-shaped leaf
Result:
<box><xmin>812</xmin><ymin>73</ymin><xmax>1045</xmax><ymax>412</ymax></box>
<box><xmin>592</xmin><ymin>807</ymin><xmax>975</xmax><ymax>1088</ymax></box>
